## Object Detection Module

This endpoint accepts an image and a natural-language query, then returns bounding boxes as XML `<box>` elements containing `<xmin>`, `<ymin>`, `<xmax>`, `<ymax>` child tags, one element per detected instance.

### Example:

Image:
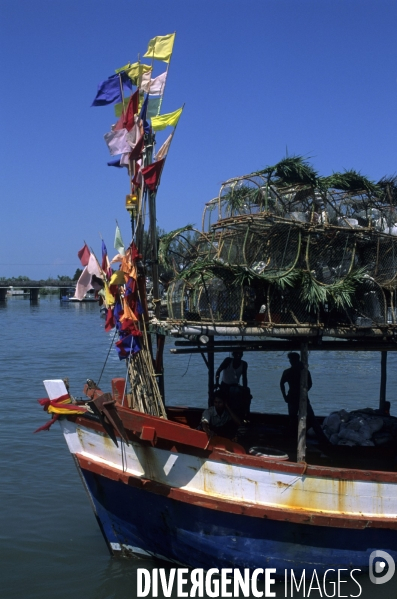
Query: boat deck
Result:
<box><xmin>166</xmin><ymin>406</ymin><xmax>397</xmax><ymax>472</ymax></box>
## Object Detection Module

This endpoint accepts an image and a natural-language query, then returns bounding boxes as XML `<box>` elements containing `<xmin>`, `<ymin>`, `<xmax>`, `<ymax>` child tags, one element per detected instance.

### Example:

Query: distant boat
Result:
<box><xmin>6</xmin><ymin>286</ymin><xmax>29</xmax><ymax>297</ymax></box>
<box><xmin>60</xmin><ymin>288</ymin><xmax>98</xmax><ymax>303</ymax></box>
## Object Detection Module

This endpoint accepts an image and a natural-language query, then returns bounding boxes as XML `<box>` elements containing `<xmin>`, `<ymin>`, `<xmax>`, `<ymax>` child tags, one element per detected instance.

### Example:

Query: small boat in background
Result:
<box><xmin>60</xmin><ymin>288</ymin><xmax>98</xmax><ymax>303</ymax></box>
<box><xmin>7</xmin><ymin>286</ymin><xmax>30</xmax><ymax>297</ymax></box>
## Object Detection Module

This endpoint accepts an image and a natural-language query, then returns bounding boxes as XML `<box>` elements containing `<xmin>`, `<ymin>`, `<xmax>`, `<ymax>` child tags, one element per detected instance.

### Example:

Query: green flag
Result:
<box><xmin>114</xmin><ymin>225</ymin><xmax>125</xmax><ymax>256</ymax></box>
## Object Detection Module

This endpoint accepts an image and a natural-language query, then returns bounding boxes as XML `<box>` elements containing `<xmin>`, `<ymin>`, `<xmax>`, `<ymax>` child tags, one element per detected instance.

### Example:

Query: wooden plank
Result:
<box><xmin>170</xmin><ymin>341</ymin><xmax>397</xmax><ymax>354</ymax></box>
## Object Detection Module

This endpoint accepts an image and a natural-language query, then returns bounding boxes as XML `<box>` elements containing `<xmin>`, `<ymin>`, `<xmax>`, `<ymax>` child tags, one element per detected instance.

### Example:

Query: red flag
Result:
<box><xmin>105</xmin><ymin>308</ymin><xmax>115</xmax><ymax>332</ymax></box>
<box><xmin>114</xmin><ymin>90</ymin><xmax>139</xmax><ymax>132</ymax></box>
<box><xmin>129</xmin><ymin>134</ymin><xmax>145</xmax><ymax>162</ymax></box>
<box><xmin>141</xmin><ymin>159</ymin><xmax>165</xmax><ymax>191</ymax></box>
<box><xmin>77</xmin><ymin>243</ymin><xmax>90</xmax><ymax>267</ymax></box>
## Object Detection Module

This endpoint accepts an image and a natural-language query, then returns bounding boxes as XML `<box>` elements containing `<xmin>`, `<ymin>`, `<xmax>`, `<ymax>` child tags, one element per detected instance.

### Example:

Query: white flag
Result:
<box><xmin>74</xmin><ymin>266</ymin><xmax>92</xmax><ymax>300</ymax></box>
<box><xmin>74</xmin><ymin>254</ymin><xmax>102</xmax><ymax>300</ymax></box>
<box><xmin>104</xmin><ymin>128</ymin><xmax>131</xmax><ymax>156</ymax></box>
<box><xmin>119</xmin><ymin>153</ymin><xmax>130</xmax><ymax>167</ymax></box>
<box><xmin>141</xmin><ymin>71</ymin><xmax>167</xmax><ymax>95</ymax></box>
<box><xmin>87</xmin><ymin>253</ymin><xmax>101</xmax><ymax>277</ymax></box>
<box><xmin>155</xmin><ymin>133</ymin><xmax>173</xmax><ymax>161</ymax></box>
<box><xmin>139</xmin><ymin>70</ymin><xmax>152</xmax><ymax>91</ymax></box>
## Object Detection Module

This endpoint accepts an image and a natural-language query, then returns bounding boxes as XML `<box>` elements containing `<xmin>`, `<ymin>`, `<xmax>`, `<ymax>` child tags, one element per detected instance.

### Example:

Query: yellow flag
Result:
<box><xmin>115</xmin><ymin>63</ymin><xmax>131</xmax><ymax>73</ymax></box>
<box><xmin>151</xmin><ymin>107</ymin><xmax>183</xmax><ymax>131</ymax></box>
<box><xmin>126</xmin><ymin>62</ymin><xmax>152</xmax><ymax>82</ymax></box>
<box><xmin>114</xmin><ymin>98</ymin><xmax>130</xmax><ymax>117</ymax></box>
<box><xmin>143</xmin><ymin>33</ymin><xmax>175</xmax><ymax>64</ymax></box>
<box><xmin>115</xmin><ymin>62</ymin><xmax>152</xmax><ymax>83</ymax></box>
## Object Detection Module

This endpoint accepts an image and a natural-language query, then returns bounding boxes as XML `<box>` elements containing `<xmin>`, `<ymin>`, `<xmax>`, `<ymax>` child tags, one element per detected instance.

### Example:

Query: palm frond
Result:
<box><xmin>255</xmin><ymin>156</ymin><xmax>318</xmax><ymax>188</ymax></box>
<box><xmin>323</xmin><ymin>170</ymin><xmax>379</xmax><ymax>196</ymax></box>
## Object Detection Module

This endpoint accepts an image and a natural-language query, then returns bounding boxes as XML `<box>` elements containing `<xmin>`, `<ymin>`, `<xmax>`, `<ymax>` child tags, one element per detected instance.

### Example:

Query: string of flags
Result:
<box><xmin>74</xmin><ymin>33</ymin><xmax>182</xmax><ymax>361</ymax></box>
<box><xmin>91</xmin><ymin>32</ymin><xmax>183</xmax><ymax>189</ymax></box>
<box><xmin>75</xmin><ymin>236</ymin><xmax>143</xmax><ymax>360</ymax></box>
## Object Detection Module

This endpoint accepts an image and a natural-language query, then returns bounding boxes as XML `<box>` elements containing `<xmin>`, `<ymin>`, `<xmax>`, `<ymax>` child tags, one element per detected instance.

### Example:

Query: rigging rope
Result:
<box><xmin>97</xmin><ymin>328</ymin><xmax>118</xmax><ymax>387</ymax></box>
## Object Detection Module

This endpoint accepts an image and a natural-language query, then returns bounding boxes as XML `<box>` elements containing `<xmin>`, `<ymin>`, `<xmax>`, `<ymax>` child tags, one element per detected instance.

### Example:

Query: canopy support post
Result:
<box><xmin>379</xmin><ymin>350</ymin><xmax>387</xmax><ymax>413</ymax></box>
<box><xmin>208</xmin><ymin>337</ymin><xmax>214</xmax><ymax>407</ymax></box>
<box><xmin>297</xmin><ymin>341</ymin><xmax>309</xmax><ymax>463</ymax></box>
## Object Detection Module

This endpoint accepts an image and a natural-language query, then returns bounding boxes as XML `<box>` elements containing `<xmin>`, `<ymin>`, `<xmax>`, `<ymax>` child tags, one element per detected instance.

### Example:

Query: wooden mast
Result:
<box><xmin>144</xmin><ymin>124</ymin><xmax>167</xmax><ymax>399</ymax></box>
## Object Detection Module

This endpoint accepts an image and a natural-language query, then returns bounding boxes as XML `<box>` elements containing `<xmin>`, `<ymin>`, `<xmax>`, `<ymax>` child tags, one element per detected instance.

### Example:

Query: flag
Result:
<box><xmin>77</xmin><ymin>243</ymin><xmax>90</xmax><ymax>267</ymax></box>
<box><xmin>126</xmin><ymin>62</ymin><xmax>152</xmax><ymax>82</ymax></box>
<box><xmin>114</xmin><ymin>100</ymin><xmax>128</xmax><ymax>118</ymax></box>
<box><xmin>91</xmin><ymin>72</ymin><xmax>132</xmax><ymax>106</ymax></box>
<box><xmin>141</xmin><ymin>158</ymin><xmax>165</xmax><ymax>191</ymax></box>
<box><xmin>129</xmin><ymin>135</ymin><xmax>144</xmax><ymax>161</ymax></box>
<box><xmin>139</xmin><ymin>94</ymin><xmax>150</xmax><ymax>134</ymax></box>
<box><xmin>147</xmin><ymin>97</ymin><xmax>162</xmax><ymax>118</ymax></box>
<box><xmin>107</xmin><ymin>155</ymin><xmax>123</xmax><ymax>168</ymax></box>
<box><xmin>113</xmin><ymin>90</ymin><xmax>139</xmax><ymax>131</ymax></box>
<box><xmin>155</xmin><ymin>133</ymin><xmax>173</xmax><ymax>161</ymax></box>
<box><xmin>74</xmin><ymin>267</ymin><xmax>91</xmax><ymax>300</ymax></box>
<box><xmin>110</xmin><ymin>253</ymin><xmax>124</xmax><ymax>264</ymax></box>
<box><xmin>115</xmin><ymin>334</ymin><xmax>141</xmax><ymax>359</ymax></box>
<box><xmin>74</xmin><ymin>252</ymin><xmax>101</xmax><ymax>300</ymax></box>
<box><xmin>114</xmin><ymin>225</ymin><xmax>125</xmax><ymax>256</ymax></box>
<box><xmin>120</xmin><ymin>153</ymin><xmax>131</xmax><ymax>167</ymax></box>
<box><xmin>141</xmin><ymin>71</ymin><xmax>167</xmax><ymax>95</ymax></box>
<box><xmin>132</xmin><ymin>159</ymin><xmax>142</xmax><ymax>187</ymax></box>
<box><xmin>139</xmin><ymin>70</ymin><xmax>152</xmax><ymax>92</ymax></box>
<box><xmin>101</xmin><ymin>240</ymin><xmax>108</xmax><ymax>272</ymax></box>
<box><xmin>115</xmin><ymin>63</ymin><xmax>131</xmax><ymax>74</ymax></box>
<box><xmin>143</xmin><ymin>33</ymin><xmax>175</xmax><ymax>63</ymax></box>
<box><xmin>105</xmin><ymin>308</ymin><xmax>115</xmax><ymax>332</ymax></box>
<box><xmin>151</xmin><ymin>107</ymin><xmax>183</xmax><ymax>131</ymax></box>
<box><xmin>107</xmin><ymin>154</ymin><xmax>129</xmax><ymax>168</ymax></box>
<box><xmin>126</xmin><ymin>122</ymin><xmax>142</xmax><ymax>149</ymax></box>
<box><xmin>104</xmin><ymin>128</ymin><xmax>131</xmax><ymax>156</ymax></box>
<box><xmin>109</xmin><ymin>270</ymin><xmax>125</xmax><ymax>285</ymax></box>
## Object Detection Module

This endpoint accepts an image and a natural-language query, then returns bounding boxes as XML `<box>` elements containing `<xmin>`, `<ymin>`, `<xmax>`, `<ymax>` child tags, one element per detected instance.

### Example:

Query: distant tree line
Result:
<box><xmin>0</xmin><ymin>227</ymin><xmax>197</xmax><ymax>287</ymax></box>
<box><xmin>0</xmin><ymin>270</ymin><xmax>83</xmax><ymax>284</ymax></box>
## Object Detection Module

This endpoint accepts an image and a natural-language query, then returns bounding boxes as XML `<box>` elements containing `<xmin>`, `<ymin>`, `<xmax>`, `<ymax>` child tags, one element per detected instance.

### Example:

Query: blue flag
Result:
<box><xmin>107</xmin><ymin>155</ymin><xmax>123</xmax><ymax>168</ymax></box>
<box><xmin>139</xmin><ymin>94</ymin><xmax>151</xmax><ymax>134</ymax></box>
<box><xmin>101</xmin><ymin>240</ymin><xmax>108</xmax><ymax>270</ymax></box>
<box><xmin>115</xmin><ymin>334</ymin><xmax>141</xmax><ymax>360</ymax></box>
<box><xmin>92</xmin><ymin>72</ymin><xmax>132</xmax><ymax>107</ymax></box>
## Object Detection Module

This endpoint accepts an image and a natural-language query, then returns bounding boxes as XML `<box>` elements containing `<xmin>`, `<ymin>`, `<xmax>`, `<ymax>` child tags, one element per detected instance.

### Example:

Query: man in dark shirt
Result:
<box><xmin>200</xmin><ymin>394</ymin><xmax>241</xmax><ymax>439</ymax></box>
<box><xmin>280</xmin><ymin>352</ymin><xmax>312</xmax><ymax>415</ymax></box>
<box><xmin>280</xmin><ymin>352</ymin><xmax>329</xmax><ymax>444</ymax></box>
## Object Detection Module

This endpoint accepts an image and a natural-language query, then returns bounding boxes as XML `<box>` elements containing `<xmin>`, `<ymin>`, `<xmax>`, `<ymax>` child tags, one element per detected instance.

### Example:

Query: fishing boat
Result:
<box><xmin>37</xmin><ymin>34</ymin><xmax>397</xmax><ymax>580</ymax></box>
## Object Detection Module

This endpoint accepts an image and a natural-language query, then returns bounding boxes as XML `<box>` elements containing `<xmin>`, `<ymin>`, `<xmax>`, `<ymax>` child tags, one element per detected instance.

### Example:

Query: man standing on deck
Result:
<box><xmin>215</xmin><ymin>351</ymin><xmax>250</xmax><ymax>419</ymax></box>
<box><xmin>216</xmin><ymin>351</ymin><xmax>248</xmax><ymax>393</ymax></box>
<box><xmin>280</xmin><ymin>352</ymin><xmax>329</xmax><ymax>444</ymax></box>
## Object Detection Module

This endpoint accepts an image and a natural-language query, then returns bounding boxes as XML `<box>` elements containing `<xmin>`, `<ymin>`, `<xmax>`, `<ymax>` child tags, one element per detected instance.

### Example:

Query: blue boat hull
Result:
<box><xmin>81</xmin><ymin>466</ymin><xmax>397</xmax><ymax>577</ymax></box>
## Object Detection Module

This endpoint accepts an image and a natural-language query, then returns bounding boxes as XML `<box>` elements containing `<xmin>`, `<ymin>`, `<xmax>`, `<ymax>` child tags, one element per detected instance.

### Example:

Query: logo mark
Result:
<box><xmin>369</xmin><ymin>550</ymin><xmax>395</xmax><ymax>584</ymax></box>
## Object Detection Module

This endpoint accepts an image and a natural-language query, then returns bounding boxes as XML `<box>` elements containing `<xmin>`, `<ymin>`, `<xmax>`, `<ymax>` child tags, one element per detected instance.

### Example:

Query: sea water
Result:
<box><xmin>0</xmin><ymin>297</ymin><xmax>396</xmax><ymax>599</ymax></box>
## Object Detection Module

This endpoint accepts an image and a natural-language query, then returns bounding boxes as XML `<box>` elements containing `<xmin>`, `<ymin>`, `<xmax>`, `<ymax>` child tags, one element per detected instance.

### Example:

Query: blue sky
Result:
<box><xmin>1</xmin><ymin>0</ymin><xmax>396</xmax><ymax>279</ymax></box>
